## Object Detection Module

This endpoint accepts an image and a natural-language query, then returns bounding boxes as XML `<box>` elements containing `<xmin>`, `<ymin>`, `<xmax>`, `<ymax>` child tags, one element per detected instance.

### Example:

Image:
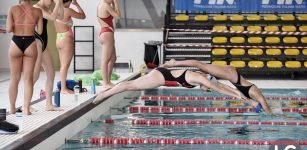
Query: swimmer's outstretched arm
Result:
<box><xmin>189</xmin><ymin>72</ymin><xmax>247</xmax><ymax>101</ymax></box>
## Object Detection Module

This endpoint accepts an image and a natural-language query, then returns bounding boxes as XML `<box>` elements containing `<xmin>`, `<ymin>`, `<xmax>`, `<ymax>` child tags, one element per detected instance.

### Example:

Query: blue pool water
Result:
<box><xmin>58</xmin><ymin>89</ymin><xmax>306</xmax><ymax>150</ymax></box>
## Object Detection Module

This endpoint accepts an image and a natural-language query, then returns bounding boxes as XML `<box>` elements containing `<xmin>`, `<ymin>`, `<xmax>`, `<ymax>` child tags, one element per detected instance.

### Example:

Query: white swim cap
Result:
<box><xmin>207</xmin><ymin>75</ymin><xmax>218</xmax><ymax>83</ymax></box>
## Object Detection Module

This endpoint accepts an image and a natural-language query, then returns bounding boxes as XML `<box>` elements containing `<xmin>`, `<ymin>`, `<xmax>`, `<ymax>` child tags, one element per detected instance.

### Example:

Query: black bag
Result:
<box><xmin>0</xmin><ymin>109</ymin><xmax>6</xmax><ymax>121</ymax></box>
<box><xmin>144</xmin><ymin>42</ymin><xmax>160</xmax><ymax>69</ymax></box>
<box><xmin>0</xmin><ymin>121</ymin><xmax>19</xmax><ymax>133</ymax></box>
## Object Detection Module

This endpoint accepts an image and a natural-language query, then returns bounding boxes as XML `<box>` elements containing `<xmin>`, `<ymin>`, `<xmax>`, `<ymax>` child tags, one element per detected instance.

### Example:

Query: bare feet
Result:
<box><xmin>101</xmin><ymin>83</ymin><xmax>114</xmax><ymax>92</ymax></box>
<box><xmin>61</xmin><ymin>88</ymin><xmax>74</xmax><ymax>94</ymax></box>
<box><xmin>93</xmin><ymin>90</ymin><xmax>108</xmax><ymax>104</ymax></box>
<box><xmin>23</xmin><ymin>108</ymin><xmax>32</xmax><ymax>115</ymax></box>
<box><xmin>45</xmin><ymin>104</ymin><xmax>64</xmax><ymax>111</ymax></box>
<box><xmin>30</xmin><ymin>106</ymin><xmax>38</xmax><ymax>112</ymax></box>
<box><xmin>163</xmin><ymin>58</ymin><xmax>176</xmax><ymax>68</ymax></box>
<box><xmin>9</xmin><ymin>108</ymin><xmax>16</xmax><ymax>114</ymax></box>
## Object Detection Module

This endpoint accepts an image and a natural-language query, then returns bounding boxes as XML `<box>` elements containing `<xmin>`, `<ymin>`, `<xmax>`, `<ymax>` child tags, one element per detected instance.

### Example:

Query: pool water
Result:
<box><xmin>58</xmin><ymin>89</ymin><xmax>306</xmax><ymax>150</ymax></box>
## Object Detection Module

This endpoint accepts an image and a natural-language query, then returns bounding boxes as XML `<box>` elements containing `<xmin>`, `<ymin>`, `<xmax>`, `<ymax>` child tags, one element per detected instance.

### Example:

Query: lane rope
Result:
<box><xmin>140</xmin><ymin>95</ymin><xmax>307</xmax><ymax>101</ymax></box>
<box><xmin>87</xmin><ymin>137</ymin><xmax>307</xmax><ymax>145</ymax></box>
<box><xmin>129</xmin><ymin>106</ymin><xmax>307</xmax><ymax>113</ymax></box>
<box><xmin>131</xmin><ymin>119</ymin><xmax>307</xmax><ymax>126</ymax></box>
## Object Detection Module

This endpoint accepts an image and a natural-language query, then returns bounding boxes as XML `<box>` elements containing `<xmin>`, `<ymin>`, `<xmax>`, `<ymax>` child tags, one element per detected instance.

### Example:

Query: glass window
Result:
<box><xmin>0</xmin><ymin>15</ymin><xmax>7</xmax><ymax>30</ymax></box>
<box><xmin>116</xmin><ymin>0</ymin><xmax>167</xmax><ymax>29</ymax></box>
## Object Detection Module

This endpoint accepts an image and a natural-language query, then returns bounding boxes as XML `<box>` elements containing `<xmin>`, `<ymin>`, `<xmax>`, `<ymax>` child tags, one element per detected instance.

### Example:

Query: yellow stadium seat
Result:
<box><xmin>247</xmin><ymin>26</ymin><xmax>261</xmax><ymax>31</ymax></box>
<box><xmin>304</xmin><ymin>61</ymin><xmax>307</xmax><ymax>68</ymax></box>
<box><xmin>282</xmin><ymin>26</ymin><xmax>296</xmax><ymax>32</ymax></box>
<box><xmin>213</xmin><ymin>15</ymin><xmax>227</xmax><ymax>21</ymax></box>
<box><xmin>212</xmin><ymin>61</ymin><xmax>227</xmax><ymax>66</ymax></box>
<box><xmin>230</xmin><ymin>61</ymin><xmax>246</xmax><ymax>68</ymax></box>
<box><xmin>301</xmin><ymin>37</ymin><xmax>307</xmax><ymax>43</ymax></box>
<box><xmin>230</xmin><ymin>15</ymin><xmax>244</xmax><ymax>21</ymax></box>
<box><xmin>212</xmin><ymin>48</ymin><xmax>227</xmax><ymax>55</ymax></box>
<box><xmin>248</xmin><ymin>37</ymin><xmax>263</xmax><ymax>43</ymax></box>
<box><xmin>230</xmin><ymin>26</ymin><xmax>244</xmax><ymax>31</ymax></box>
<box><xmin>297</xmin><ymin>15</ymin><xmax>307</xmax><ymax>21</ymax></box>
<box><xmin>281</xmin><ymin>14</ymin><xmax>295</xmax><ymax>21</ymax></box>
<box><xmin>230</xmin><ymin>37</ymin><xmax>245</xmax><ymax>43</ymax></box>
<box><xmin>284</xmin><ymin>49</ymin><xmax>300</xmax><ymax>55</ymax></box>
<box><xmin>248</xmin><ymin>49</ymin><xmax>263</xmax><ymax>55</ymax></box>
<box><xmin>264</xmin><ymin>26</ymin><xmax>279</xmax><ymax>32</ymax></box>
<box><xmin>248</xmin><ymin>61</ymin><xmax>264</xmax><ymax>68</ymax></box>
<box><xmin>195</xmin><ymin>15</ymin><xmax>209</xmax><ymax>21</ymax></box>
<box><xmin>247</xmin><ymin>15</ymin><xmax>261</xmax><ymax>21</ymax></box>
<box><xmin>176</xmin><ymin>15</ymin><xmax>190</xmax><ymax>21</ymax></box>
<box><xmin>175</xmin><ymin>15</ymin><xmax>189</xmax><ymax>21</ymax></box>
<box><xmin>285</xmin><ymin>61</ymin><xmax>301</xmax><ymax>68</ymax></box>
<box><xmin>264</xmin><ymin>15</ymin><xmax>278</xmax><ymax>21</ymax></box>
<box><xmin>303</xmin><ymin>49</ymin><xmax>307</xmax><ymax>55</ymax></box>
<box><xmin>213</xmin><ymin>37</ymin><xmax>227</xmax><ymax>43</ymax></box>
<box><xmin>230</xmin><ymin>49</ymin><xmax>245</xmax><ymax>55</ymax></box>
<box><xmin>265</xmin><ymin>37</ymin><xmax>280</xmax><ymax>44</ymax></box>
<box><xmin>213</xmin><ymin>26</ymin><xmax>227</xmax><ymax>31</ymax></box>
<box><xmin>299</xmin><ymin>26</ymin><xmax>307</xmax><ymax>31</ymax></box>
<box><xmin>283</xmin><ymin>37</ymin><xmax>298</xmax><ymax>44</ymax></box>
<box><xmin>266</xmin><ymin>49</ymin><xmax>281</xmax><ymax>55</ymax></box>
<box><xmin>267</xmin><ymin>61</ymin><xmax>283</xmax><ymax>68</ymax></box>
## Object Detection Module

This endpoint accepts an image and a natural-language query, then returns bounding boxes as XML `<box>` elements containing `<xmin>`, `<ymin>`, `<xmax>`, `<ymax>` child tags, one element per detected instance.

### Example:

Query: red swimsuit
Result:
<box><xmin>99</xmin><ymin>15</ymin><xmax>114</xmax><ymax>35</ymax></box>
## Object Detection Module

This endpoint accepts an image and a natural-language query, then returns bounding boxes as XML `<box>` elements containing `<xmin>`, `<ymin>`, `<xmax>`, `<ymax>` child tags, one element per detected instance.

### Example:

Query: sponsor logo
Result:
<box><xmin>194</xmin><ymin>0</ymin><xmax>235</xmax><ymax>5</ymax></box>
<box><xmin>262</xmin><ymin>0</ymin><xmax>304</xmax><ymax>5</ymax></box>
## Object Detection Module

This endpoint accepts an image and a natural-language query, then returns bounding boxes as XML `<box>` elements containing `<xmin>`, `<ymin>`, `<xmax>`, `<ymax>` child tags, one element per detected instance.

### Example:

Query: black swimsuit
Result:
<box><xmin>12</xmin><ymin>36</ymin><xmax>36</xmax><ymax>53</ymax></box>
<box><xmin>155</xmin><ymin>67</ymin><xmax>195</xmax><ymax>88</ymax></box>
<box><xmin>232</xmin><ymin>70</ymin><xmax>254</xmax><ymax>99</ymax></box>
<box><xmin>34</xmin><ymin>18</ymin><xmax>48</xmax><ymax>51</ymax></box>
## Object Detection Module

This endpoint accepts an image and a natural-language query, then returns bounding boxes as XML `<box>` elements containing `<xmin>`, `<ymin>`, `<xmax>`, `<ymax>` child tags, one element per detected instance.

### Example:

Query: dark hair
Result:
<box><xmin>63</xmin><ymin>0</ymin><xmax>71</xmax><ymax>3</ymax></box>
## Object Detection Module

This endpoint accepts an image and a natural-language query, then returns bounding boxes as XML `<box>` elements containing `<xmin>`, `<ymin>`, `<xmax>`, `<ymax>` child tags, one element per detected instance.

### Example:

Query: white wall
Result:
<box><xmin>73</xmin><ymin>0</ymin><xmax>163</xmax><ymax>72</ymax></box>
<box><xmin>114</xmin><ymin>30</ymin><xmax>162</xmax><ymax>71</ymax></box>
<box><xmin>0</xmin><ymin>0</ymin><xmax>18</xmax><ymax>71</ymax></box>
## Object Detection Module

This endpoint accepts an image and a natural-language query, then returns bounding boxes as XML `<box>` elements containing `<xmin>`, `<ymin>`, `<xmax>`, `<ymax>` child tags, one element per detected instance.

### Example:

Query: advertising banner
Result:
<box><xmin>174</xmin><ymin>0</ymin><xmax>307</xmax><ymax>13</ymax></box>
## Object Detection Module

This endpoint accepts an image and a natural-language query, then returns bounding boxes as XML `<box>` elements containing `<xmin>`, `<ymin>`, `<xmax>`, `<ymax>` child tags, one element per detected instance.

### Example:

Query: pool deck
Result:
<box><xmin>0</xmin><ymin>72</ymin><xmax>138</xmax><ymax>150</ymax></box>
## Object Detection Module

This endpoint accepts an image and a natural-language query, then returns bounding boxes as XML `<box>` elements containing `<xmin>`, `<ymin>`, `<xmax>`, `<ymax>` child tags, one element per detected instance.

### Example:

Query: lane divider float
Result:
<box><xmin>140</xmin><ymin>95</ymin><xmax>307</xmax><ymax>101</ymax></box>
<box><xmin>129</xmin><ymin>106</ymin><xmax>307</xmax><ymax>113</ymax></box>
<box><xmin>131</xmin><ymin>119</ymin><xmax>307</xmax><ymax>126</ymax></box>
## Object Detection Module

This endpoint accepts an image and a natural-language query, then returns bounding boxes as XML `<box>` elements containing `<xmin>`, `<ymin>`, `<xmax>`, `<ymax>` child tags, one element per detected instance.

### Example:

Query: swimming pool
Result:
<box><xmin>58</xmin><ymin>88</ymin><xmax>306</xmax><ymax>149</ymax></box>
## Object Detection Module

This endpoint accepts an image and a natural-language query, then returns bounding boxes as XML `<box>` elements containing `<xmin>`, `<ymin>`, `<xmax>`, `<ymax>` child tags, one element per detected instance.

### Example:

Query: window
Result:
<box><xmin>0</xmin><ymin>15</ymin><xmax>7</xmax><ymax>30</ymax></box>
<box><xmin>116</xmin><ymin>0</ymin><xmax>167</xmax><ymax>29</ymax></box>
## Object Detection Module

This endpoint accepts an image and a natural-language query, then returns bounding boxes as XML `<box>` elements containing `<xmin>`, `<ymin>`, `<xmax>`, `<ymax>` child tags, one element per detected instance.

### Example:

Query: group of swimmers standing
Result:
<box><xmin>5</xmin><ymin>0</ymin><xmax>119</xmax><ymax>115</ymax></box>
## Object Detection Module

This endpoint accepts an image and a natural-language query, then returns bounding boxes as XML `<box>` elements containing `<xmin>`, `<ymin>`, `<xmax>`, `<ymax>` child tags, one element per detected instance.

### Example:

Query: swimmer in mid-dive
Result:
<box><xmin>163</xmin><ymin>59</ymin><xmax>272</xmax><ymax>114</ymax></box>
<box><xmin>93</xmin><ymin>67</ymin><xmax>249</xmax><ymax>104</ymax></box>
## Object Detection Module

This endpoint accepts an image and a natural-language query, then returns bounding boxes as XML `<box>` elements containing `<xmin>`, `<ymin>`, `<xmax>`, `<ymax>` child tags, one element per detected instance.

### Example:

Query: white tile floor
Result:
<box><xmin>0</xmin><ymin>71</ymin><xmax>134</xmax><ymax>149</ymax></box>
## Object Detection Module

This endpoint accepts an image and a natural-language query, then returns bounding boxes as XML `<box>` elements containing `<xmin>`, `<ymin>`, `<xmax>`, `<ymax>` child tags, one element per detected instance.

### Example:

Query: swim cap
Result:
<box><xmin>63</xmin><ymin>0</ymin><xmax>71</xmax><ymax>3</ymax></box>
<box><xmin>207</xmin><ymin>75</ymin><xmax>218</xmax><ymax>83</ymax></box>
<box><xmin>254</xmin><ymin>103</ymin><xmax>263</xmax><ymax>113</ymax></box>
